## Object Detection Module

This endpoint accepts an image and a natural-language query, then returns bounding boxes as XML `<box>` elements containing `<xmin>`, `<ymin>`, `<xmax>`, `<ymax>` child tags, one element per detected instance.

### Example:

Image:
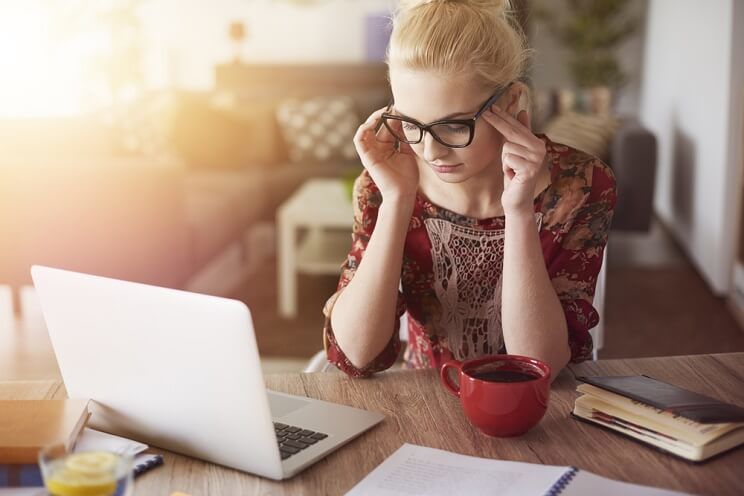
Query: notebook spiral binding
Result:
<box><xmin>133</xmin><ymin>454</ymin><xmax>164</xmax><ymax>478</ymax></box>
<box><xmin>544</xmin><ymin>466</ymin><xmax>579</xmax><ymax>495</ymax></box>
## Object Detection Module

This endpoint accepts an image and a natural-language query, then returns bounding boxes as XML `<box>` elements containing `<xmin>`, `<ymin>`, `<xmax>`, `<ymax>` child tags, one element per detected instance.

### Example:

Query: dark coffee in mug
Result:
<box><xmin>470</xmin><ymin>370</ymin><xmax>539</xmax><ymax>383</ymax></box>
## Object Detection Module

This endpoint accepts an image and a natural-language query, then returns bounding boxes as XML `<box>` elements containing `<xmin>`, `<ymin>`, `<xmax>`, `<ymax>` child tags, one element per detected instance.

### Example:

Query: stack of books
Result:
<box><xmin>0</xmin><ymin>399</ymin><xmax>90</xmax><ymax>463</ymax></box>
<box><xmin>572</xmin><ymin>375</ymin><xmax>744</xmax><ymax>462</ymax></box>
<box><xmin>1</xmin><ymin>400</ymin><xmax>163</xmax><ymax>488</ymax></box>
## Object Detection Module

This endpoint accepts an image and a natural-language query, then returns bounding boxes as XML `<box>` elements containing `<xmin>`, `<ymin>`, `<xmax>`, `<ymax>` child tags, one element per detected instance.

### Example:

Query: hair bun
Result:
<box><xmin>389</xmin><ymin>0</ymin><xmax>530</xmax><ymax>90</ymax></box>
<box><xmin>397</xmin><ymin>0</ymin><xmax>511</xmax><ymax>16</ymax></box>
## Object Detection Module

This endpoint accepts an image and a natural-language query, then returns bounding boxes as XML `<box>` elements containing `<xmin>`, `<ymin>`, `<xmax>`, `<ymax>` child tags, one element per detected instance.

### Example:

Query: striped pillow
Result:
<box><xmin>543</xmin><ymin>111</ymin><xmax>619</xmax><ymax>161</ymax></box>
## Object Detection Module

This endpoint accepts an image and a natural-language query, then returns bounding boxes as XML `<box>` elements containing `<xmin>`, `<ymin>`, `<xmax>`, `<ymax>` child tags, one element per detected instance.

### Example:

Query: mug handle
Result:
<box><xmin>440</xmin><ymin>360</ymin><xmax>462</xmax><ymax>398</ymax></box>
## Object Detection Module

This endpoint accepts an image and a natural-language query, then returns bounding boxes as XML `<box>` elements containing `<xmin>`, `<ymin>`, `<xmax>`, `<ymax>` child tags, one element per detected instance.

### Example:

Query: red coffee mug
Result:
<box><xmin>440</xmin><ymin>354</ymin><xmax>551</xmax><ymax>437</ymax></box>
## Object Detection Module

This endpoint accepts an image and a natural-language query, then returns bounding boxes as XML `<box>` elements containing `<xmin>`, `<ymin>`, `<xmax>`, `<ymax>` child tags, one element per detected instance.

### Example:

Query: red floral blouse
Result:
<box><xmin>323</xmin><ymin>135</ymin><xmax>617</xmax><ymax>378</ymax></box>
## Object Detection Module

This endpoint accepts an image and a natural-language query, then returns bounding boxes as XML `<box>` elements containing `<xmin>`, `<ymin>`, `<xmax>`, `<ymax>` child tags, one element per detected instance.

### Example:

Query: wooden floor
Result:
<box><xmin>602</xmin><ymin>266</ymin><xmax>744</xmax><ymax>358</ymax></box>
<box><xmin>234</xmin><ymin>219</ymin><xmax>744</xmax><ymax>361</ymax></box>
<box><xmin>602</xmin><ymin>221</ymin><xmax>744</xmax><ymax>358</ymax></box>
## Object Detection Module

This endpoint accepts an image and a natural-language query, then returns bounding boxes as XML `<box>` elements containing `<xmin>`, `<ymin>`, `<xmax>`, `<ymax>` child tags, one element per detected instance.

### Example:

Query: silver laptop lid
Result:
<box><xmin>31</xmin><ymin>265</ymin><xmax>284</xmax><ymax>480</ymax></box>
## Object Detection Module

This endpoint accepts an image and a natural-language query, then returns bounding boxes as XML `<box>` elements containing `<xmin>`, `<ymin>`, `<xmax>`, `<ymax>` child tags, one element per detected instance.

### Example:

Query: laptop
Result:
<box><xmin>30</xmin><ymin>265</ymin><xmax>384</xmax><ymax>480</ymax></box>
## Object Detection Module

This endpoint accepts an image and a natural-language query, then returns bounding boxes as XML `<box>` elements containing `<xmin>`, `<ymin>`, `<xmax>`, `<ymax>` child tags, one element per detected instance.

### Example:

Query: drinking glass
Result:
<box><xmin>38</xmin><ymin>443</ymin><xmax>134</xmax><ymax>496</ymax></box>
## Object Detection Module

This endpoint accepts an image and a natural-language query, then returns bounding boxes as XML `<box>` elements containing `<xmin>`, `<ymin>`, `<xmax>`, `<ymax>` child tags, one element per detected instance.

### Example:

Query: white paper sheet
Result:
<box><xmin>345</xmin><ymin>444</ymin><xmax>568</xmax><ymax>496</ymax></box>
<box><xmin>561</xmin><ymin>471</ymin><xmax>692</xmax><ymax>496</ymax></box>
<box><xmin>0</xmin><ymin>489</ymin><xmax>47</xmax><ymax>496</ymax></box>
<box><xmin>73</xmin><ymin>428</ymin><xmax>148</xmax><ymax>457</ymax></box>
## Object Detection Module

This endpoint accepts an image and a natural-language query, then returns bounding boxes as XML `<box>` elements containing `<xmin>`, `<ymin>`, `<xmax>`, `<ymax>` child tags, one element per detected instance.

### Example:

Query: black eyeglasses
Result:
<box><xmin>381</xmin><ymin>83</ymin><xmax>512</xmax><ymax>148</ymax></box>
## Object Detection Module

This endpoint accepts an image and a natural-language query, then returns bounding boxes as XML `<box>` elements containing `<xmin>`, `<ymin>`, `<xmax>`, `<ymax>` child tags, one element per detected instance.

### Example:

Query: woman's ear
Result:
<box><xmin>506</xmin><ymin>82</ymin><xmax>527</xmax><ymax>117</ymax></box>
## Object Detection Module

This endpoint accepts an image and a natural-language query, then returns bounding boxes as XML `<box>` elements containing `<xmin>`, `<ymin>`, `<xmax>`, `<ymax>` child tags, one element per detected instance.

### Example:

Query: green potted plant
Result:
<box><xmin>535</xmin><ymin>0</ymin><xmax>639</xmax><ymax>114</ymax></box>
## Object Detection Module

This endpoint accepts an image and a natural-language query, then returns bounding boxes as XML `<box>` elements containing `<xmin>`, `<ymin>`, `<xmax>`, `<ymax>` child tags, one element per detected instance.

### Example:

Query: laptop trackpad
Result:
<box><xmin>268</xmin><ymin>392</ymin><xmax>310</xmax><ymax>417</ymax></box>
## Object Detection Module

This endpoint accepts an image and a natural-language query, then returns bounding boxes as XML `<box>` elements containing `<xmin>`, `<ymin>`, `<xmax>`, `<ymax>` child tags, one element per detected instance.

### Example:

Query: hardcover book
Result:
<box><xmin>0</xmin><ymin>400</ymin><xmax>90</xmax><ymax>463</ymax></box>
<box><xmin>572</xmin><ymin>376</ymin><xmax>744</xmax><ymax>462</ymax></box>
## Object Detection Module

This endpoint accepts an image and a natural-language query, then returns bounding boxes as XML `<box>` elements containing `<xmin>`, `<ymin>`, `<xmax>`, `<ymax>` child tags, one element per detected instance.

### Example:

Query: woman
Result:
<box><xmin>323</xmin><ymin>0</ymin><xmax>616</xmax><ymax>381</ymax></box>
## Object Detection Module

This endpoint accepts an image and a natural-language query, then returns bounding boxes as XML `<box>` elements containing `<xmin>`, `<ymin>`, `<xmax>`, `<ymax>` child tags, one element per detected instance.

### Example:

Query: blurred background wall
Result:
<box><xmin>139</xmin><ymin>0</ymin><xmax>397</xmax><ymax>90</ymax></box>
<box><xmin>640</xmin><ymin>0</ymin><xmax>744</xmax><ymax>295</ymax></box>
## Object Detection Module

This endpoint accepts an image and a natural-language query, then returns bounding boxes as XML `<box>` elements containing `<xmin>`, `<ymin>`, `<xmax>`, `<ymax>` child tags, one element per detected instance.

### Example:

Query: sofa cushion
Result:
<box><xmin>183</xmin><ymin>192</ymin><xmax>242</xmax><ymax>269</ymax></box>
<box><xmin>170</xmin><ymin>92</ymin><xmax>284</xmax><ymax>169</ymax></box>
<box><xmin>183</xmin><ymin>167</ymin><xmax>275</xmax><ymax>269</ymax></box>
<box><xmin>543</xmin><ymin>111</ymin><xmax>620</xmax><ymax>162</ymax></box>
<box><xmin>184</xmin><ymin>169</ymin><xmax>268</xmax><ymax>227</ymax></box>
<box><xmin>209</xmin><ymin>93</ymin><xmax>285</xmax><ymax>166</ymax></box>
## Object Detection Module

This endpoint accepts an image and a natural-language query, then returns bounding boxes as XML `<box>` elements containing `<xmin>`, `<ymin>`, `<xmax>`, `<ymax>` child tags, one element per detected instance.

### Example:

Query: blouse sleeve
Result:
<box><xmin>322</xmin><ymin>170</ymin><xmax>407</xmax><ymax>377</ymax></box>
<box><xmin>547</xmin><ymin>159</ymin><xmax>617</xmax><ymax>363</ymax></box>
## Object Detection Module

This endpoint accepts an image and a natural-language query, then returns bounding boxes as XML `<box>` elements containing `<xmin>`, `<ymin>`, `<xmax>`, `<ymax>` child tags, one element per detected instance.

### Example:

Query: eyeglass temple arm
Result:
<box><xmin>374</xmin><ymin>101</ymin><xmax>401</xmax><ymax>151</ymax></box>
<box><xmin>374</xmin><ymin>101</ymin><xmax>394</xmax><ymax>133</ymax></box>
<box><xmin>475</xmin><ymin>82</ymin><xmax>517</xmax><ymax>120</ymax></box>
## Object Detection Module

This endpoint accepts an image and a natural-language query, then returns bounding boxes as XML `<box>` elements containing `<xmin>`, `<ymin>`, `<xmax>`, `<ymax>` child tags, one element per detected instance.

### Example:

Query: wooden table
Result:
<box><xmin>2</xmin><ymin>353</ymin><xmax>742</xmax><ymax>495</ymax></box>
<box><xmin>0</xmin><ymin>314</ymin><xmax>61</xmax><ymax>381</ymax></box>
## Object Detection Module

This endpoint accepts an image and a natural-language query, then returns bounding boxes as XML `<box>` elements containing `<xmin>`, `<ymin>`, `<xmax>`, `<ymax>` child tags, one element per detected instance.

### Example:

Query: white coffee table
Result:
<box><xmin>276</xmin><ymin>178</ymin><xmax>354</xmax><ymax>318</ymax></box>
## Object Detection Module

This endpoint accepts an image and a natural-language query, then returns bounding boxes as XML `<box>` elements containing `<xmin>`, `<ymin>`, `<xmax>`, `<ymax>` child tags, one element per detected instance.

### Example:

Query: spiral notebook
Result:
<box><xmin>345</xmin><ymin>444</ymin><xmax>691</xmax><ymax>495</ymax></box>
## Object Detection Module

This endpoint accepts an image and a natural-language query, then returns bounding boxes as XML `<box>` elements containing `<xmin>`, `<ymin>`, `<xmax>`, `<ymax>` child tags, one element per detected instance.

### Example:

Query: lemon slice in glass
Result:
<box><xmin>44</xmin><ymin>452</ymin><xmax>120</xmax><ymax>496</ymax></box>
<box><xmin>64</xmin><ymin>452</ymin><xmax>119</xmax><ymax>476</ymax></box>
<box><xmin>45</xmin><ymin>467</ymin><xmax>117</xmax><ymax>496</ymax></box>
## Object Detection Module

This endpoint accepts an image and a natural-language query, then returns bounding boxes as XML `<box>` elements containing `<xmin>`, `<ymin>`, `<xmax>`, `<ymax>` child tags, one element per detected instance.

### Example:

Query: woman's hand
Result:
<box><xmin>483</xmin><ymin>106</ymin><xmax>547</xmax><ymax>217</ymax></box>
<box><xmin>353</xmin><ymin>107</ymin><xmax>419</xmax><ymax>201</ymax></box>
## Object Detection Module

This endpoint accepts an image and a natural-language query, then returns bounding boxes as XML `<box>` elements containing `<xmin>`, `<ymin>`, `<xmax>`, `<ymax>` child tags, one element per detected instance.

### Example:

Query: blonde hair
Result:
<box><xmin>387</xmin><ymin>0</ymin><xmax>531</xmax><ymax>91</ymax></box>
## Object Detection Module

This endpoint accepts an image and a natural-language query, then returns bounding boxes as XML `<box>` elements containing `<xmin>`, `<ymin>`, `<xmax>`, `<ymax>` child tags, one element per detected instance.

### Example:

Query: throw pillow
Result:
<box><xmin>276</xmin><ymin>96</ymin><xmax>360</xmax><ymax>163</ymax></box>
<box><xmin>543</xmin><ymin>111</ymin><xmax>619</xmax><ymax>161</ymax></box>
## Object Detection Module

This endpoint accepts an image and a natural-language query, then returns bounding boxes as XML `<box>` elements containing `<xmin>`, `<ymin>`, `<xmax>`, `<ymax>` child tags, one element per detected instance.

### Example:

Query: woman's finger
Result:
<box><xmin>516</xmin><ymin>109</ymin><xmax>531</xmax><ymax>132</ymax></box>
<box><xmin>502</xmin><ymin>141</ymin><xmax>541</xmax><ymax>163</ymax></box>
<box><xmin>503</xmin><ymin>164</ymin><xmax>515</xmax><ymax>181</ymax></box>
<box><xmin>502</xmin><ymin>153</ymin><xmax>538</xmax><ymax>177</ymax></box>
<box><xmin>482</xmin><ymin>110</ymin><xmax>532</xmax><ymax>147</ymax></box>
<box><xmin>354</xmin><ymin>116</ymin><xmax>375</xmax><ymax>142</ymax></box>
<box><xmin>376</xmin><ymin>115</ymin><xmax>401</xmax><ymax>144</ymax></box>
<box><xmin>368</xmin><ymin>106</ymin><xmax>390</xmax><ymax>120</ymax></box>
<box><xmin>375</xmin><ymin>123</ymin><xmax>396</xmax><ymax>144</ymax></box>
<box><xmin>397</xmin><ymin>139</ymin><xmax>416</xmax><ymax>156</ymax></box>
<box><xmin>353</xmin><ymin>126</ymin><xmax>375</xmax><ymax>153</ymax></box>
<box><xmin>356</xmin><ymin>107</ymin><xmax>396</xmax><ymax>144</ymax></box>
<box><xmin>482</xmin><ymin>107</ymin><xmax>538</xmax><ymax>148</ymax></box>
<box><xmin>499</xmin><ymin>107</ymin><xmax>540</xmax><ymax>147</ymax></box>
<box><xmin>358</xmin><ymin>107</ymin><xmax>390</xmax><ymax>132</ymax></box>
<box><xmin>354</xmin><ymin>112</ymin><xmax>385</xmax><ymax>147</ymax></box>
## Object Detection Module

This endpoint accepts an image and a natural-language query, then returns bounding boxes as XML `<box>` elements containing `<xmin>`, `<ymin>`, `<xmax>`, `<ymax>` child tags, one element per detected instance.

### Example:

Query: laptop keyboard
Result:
<box><xmin>274</xmin><ymin>422</ymin><xmax>329</xmax><ymax>460</ymax></box>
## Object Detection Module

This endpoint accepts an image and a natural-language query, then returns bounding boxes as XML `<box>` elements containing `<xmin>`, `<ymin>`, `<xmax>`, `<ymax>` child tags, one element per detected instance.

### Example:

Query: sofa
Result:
<box><xmin>606</xmin><ymin>118</ymin><xmax>657</xmax><ymax>232</ymax></box>
<box><xmin>0</xmin><ymin>64</ymin><xmax>390</xmax><ymax>315</ymax></box>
